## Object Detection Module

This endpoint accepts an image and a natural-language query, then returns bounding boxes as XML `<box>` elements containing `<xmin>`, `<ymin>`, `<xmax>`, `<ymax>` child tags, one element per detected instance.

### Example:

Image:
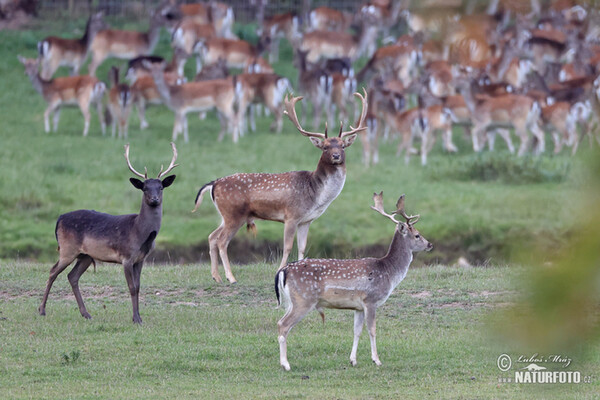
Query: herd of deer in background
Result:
<box><xmin>18</xmin><ymin>0</ymin><xmax>600</xmax><ymax>165</ymax></box>
<box><xmin>22</xmin><ymin>0</ymin><xmax>600</xmax><ymax>370</ymax></box>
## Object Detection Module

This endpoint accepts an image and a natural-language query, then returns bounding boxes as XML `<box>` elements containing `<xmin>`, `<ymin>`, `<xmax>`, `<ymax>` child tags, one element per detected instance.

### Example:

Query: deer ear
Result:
<box><xmin>398</xmin><ymin>222</ymin><xmax>408</xmax><ymax>236</ymax></box>
<box><xmin>342</xmin><ymin>133</ymin><xmax>357</xmax><ymax>148</ymax></box>
<box><xmin>161</xmin><ymin>175</ymin><xmax>176</xmax><ymax>188</ymax></box>
<box><xmin>130</xmin><ymin>178</ymin><xmax>145</xmax><ymax>190</ymax></box>
<box><xmin>309</xmin><ymin>137</ymin><xmax>324</xmax><ymax>149</ymax></box>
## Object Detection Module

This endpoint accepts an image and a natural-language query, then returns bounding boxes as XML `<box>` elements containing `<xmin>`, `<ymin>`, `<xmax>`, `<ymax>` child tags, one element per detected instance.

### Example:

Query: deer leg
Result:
<box><xmin>365</xmin><ymin>306</ymin><xmax>381</xmax><ymax>366</ymax></box>
<box><xmin>516</xmin><ymin>126</ymin><xmax>529</xmax><ymax>156</ymax></box>
<box><xmin>123</xmin><ymin>261</ymin><xmax>143</xmax><ymax>324</ymax></box>
<box><xmin>183</xmin><ymin>113</ymin><xmax>190</xmax><ymax>143</ymax></box>
<box><xmin>110</xmin><ymin>107</ymin><xmax>117</xmax><ymax>137</ymax></box>
<box><xmin>552</xmin><ymin>130</ymin><xmax>563</xmax><ymax>154</ymax></box>
<box><xmin>39</xmin><ymin>256</ymin><xmax>76</xmax><ymax>316</ymax></box>
<box><xmin>496</xmin><ymin>128</ymin><xmax>514</xmax><ymax>154</ymax></box>
<box><xmin>296</xmin><ymin>222</ymin><xmax>311</xmax><ymax>260</ymax></box>
<box><xmin>420</xmin><ymin>128</ymin><xmax>429</xmax><ymax>166</ymax></box>
<box><xmin>67</xmin><ymin>255</ymin><xmax>94</xmax><ymax>319</ymax></box>
<box><xmin>78</xmin><ymin>99</ymin><xmax>91</xmax><ymax>137</ymax></box>
<box><xmin>172</xmin><ymin>112</ymin><xmax>182</xmax><ymax>142</ymax></box>
<box><xmin>137</xmin><ymin>98</ymin><xmax>149</xmax><ymax>130</ymax></box>
<box><xmin>350</xmin><ymin>310</ymin><xmax>365</xmax><ymax>366</ymax></box>
<box><xmin>216</xmin><ymin>221</ymin><xmax>244</xmax><ymax>284</ymax></box>
<box><xmin>278</xmin><ymin>221</ymin><xmax>298</xmax><ymax>271</ymax></box>
<box><xmin>249</xmin><ymin>104</ymin><xmax>256</xmax><ymax>132</ymax></box>
<box><xmin>217</xmin><ymin>112</ymin><xmax>228</xmax><ymax>142</ymax></box>
<box><xmin>52</xmin><ymin>107</ymin><xmax>61</xmax><ymax>132</ymax></box>
<box><xmin>278</xmin><ymin>302</ymin><xmax>313</xmax><ymax>371</ymax></box>
<box><xmin>96</xmin><ymin>98</ymin><xmax>106</xmax><ymax>135</ymax></box>
<box><xmin>443</xmin><ymin>127</ymin><xmax>458</xmax><ymax>152</ymax></box>
<box><xmin>44</xmin><ymin>102</ymin><xmax>58</xmax><ymax>133</ymax></box>
<box><xmin>530</xmin><ymin>123</ymin><xmax>545</xmax><ymax>155</ymax></box>
<box><xmin>208</xmin><ymin>225</ymin><xmax>224</xmax><ymax>284</ymax></box>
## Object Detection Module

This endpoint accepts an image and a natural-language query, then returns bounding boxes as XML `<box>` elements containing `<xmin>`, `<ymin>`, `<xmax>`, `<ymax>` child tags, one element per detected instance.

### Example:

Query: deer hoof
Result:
<box><xmin>350</xmin><ymin>360</ymin><xmax>357</xmax><ymax>367</ymax></box>
<box><xmin>212</xmin><ymin>276</ymin><xmax>223</xmax><ymax>284</ymax></box>
<box><xmin>373</xmin><ymin>360</ymin><xmax>382</xmax><ymax>367</ymax></box>
<box><xmin>38</xmin><ymin>307</ymin><xmax>46</xmax><ymax>316</ymax></box>
<box><xmin>82</xmin><ymin>312</ymin><xmax>92</xmax><ymax>319</ymax></box>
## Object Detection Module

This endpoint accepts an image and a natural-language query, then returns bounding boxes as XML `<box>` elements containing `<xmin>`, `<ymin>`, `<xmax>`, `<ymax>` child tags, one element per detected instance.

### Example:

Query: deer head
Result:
<box><xmin>124</xmin><ymin>142</ymin><xmax>178</xmax><ymax>207</ymax></box>
<box><xmin>283</xmin><ymin>89</ymin><xmax>368</xmax><ymax>165</ymax></box>
<box><xmin>371</xmin><ymin>191</ymin><xmax>432</xmax><ymax>252</ymax></box>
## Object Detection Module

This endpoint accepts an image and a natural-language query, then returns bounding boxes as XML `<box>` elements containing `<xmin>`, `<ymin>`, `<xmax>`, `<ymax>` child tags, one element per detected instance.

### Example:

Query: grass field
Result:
<box><xmin>1</xmin><ymin>262</ymin><xmax>599</xmax><ymax>399</ymax></box>
<box><xmin>0</xmin><ymin>20</ymin><xmax>594</xmax><ymax>265</ymax></box>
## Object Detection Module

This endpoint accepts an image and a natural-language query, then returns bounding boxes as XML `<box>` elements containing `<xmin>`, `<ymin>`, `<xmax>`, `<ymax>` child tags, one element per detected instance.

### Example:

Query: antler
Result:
<box><xmin>370</xmin><ymin>191</ymin><xmax>400</xmax><ymax>224</ymax></box>
<box><xmin>370</xmin><ymin>192</ymin><xmax>420</xmax><ymax>225</ymax></box>
<box><xmin>339</xmin><ymin>88</ymin><xmax>368</xmax><ymax>138</ymax></box>
<box><xmin>157</xmin><ymin>142</ymin><xmax>179</xmax><ymax>178</ymax></box>
<box><xmin>124</xmin><ymin>144</ymin><xmax>148</xmax><ymax>179</ymax></box>
<box><xmin>395</xmin><ymin>194</ymin><xmax>420</xmax><ymax>225</ymax></box>
<box><xmin>283</xmin><ymin>94</ymin><xmax>327</xmax><ymax>139</ymax></box>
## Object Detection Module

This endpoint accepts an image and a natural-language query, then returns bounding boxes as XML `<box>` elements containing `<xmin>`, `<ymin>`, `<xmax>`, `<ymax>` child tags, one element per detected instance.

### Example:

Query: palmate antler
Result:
<box><xmin>124</xmin><ymin>142</ymin><xmax>179</xmax><ymax>180</ymax></box>
<box><xmin>283</xmin><ymin>88</ymin><xmax>369</xmax><ymax>139</ymax></box>
<box><xmin>371</xmin><ymin>192</ymin><xmax>420</xmax><ymax>225</ymax></box>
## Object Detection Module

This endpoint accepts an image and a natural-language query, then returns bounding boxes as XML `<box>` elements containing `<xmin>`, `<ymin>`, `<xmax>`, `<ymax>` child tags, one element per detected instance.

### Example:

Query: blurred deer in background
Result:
<box><xmin>18</xmin><ymin>56</ymin><xmax>106</xmax><ymax>137</ymax></box>
<box><xmin>276</xmin><ymin>192</ymin><xmax>432</xmax><ymax>371</ymax></box>
<box><xmin>37</xmin><ymin>11</ymin><xmax>105</xmax><ymax>79</ymax></box>
<box><xmin>107</xmin><ymin>66</ymin><xmax>133</xmax><ymax>139</ymax></box>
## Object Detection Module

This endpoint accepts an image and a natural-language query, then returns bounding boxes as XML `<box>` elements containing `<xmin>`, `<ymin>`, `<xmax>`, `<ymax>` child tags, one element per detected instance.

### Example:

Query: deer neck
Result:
<box><xmin>312</xmin><ymin>156</ymin><xmax>346</xmax><ymax>187</ymax></box>
<box><xmin>27</xmin><ymin>71</ymin><xmax>47</xmax><ymax>96</ymax></box>
<box><xmin>379</xmin><ymin>229</ymin><xmax>413</xmax><ymax>284</ymax></box>
<box><xmin>135</xmin><ymin>201</ymin><xmax>163</xmax><ymax>236</ymax></box>
<box><xmin>151</xmin><ymin>70</ymin><xmax>172</xmax><ymax>105</ymax></box>
<box><xmin>146</xmin><ymin>19</ymin><xmax>162</xmax><ymax>53</ymax></box>
<box><xmin>460</xmin><ymin>83</ymin><xmax>478</xmax><ymax>116</ymax></box>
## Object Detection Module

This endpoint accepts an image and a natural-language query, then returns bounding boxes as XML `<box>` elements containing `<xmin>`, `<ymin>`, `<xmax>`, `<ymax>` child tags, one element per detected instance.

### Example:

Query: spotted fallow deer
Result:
<box><xmin>39</xmin><ymin>144</ymin><xmax>177</xmax><ymax>324</ymax></box>
<box><xmin>18</xmin><ymin>56</ymin><xmax>106</xmax><ymax>137</ymax></box>
<box><xmin>192</xmin><ymin>91</ymin><xmax>368</xmax><ymax>284</ymax></box>
<box><xmin>275</xmin><ymin>192</ymin><xmax>432</xmax><ymax>371</ymax></box>
<box><xmin>87</xmin><ymin>5</ymin><xmax>170</xmax><ymax>76</ymax></box>
<box><xmin>37</xmin><ymin>11</ymin><xmax>105</xmax><ymax>79</ymax></box>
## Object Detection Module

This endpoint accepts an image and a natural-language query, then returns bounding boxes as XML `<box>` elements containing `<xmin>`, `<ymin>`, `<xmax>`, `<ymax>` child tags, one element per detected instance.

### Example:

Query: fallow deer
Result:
<box><xmin>298</xmin><ymin>16</ymin><xmax>378</xmax><ymax>64</ymax></box>
<box><xmin>18</xmin><ymin>56</ymin><xmax>106</xmax><ymax>137</ymax></box>
<box><xmin>144</xmin><ymin>60</ymin><xmax>241</xmax><ymax>142</ymax></box>
<box><xmin>192</xmin><ymin>91</ymin><xmax>368</xmax><ymax>284</ymax></box>
<box><xmin>193</xmin><ymin>36</ymin><xmax>271</xmax><ymax>73</ymax></box>
<box><xmin>129</xmin><ymin>49</ymin><xmax>188</xmax><ymax>130</ymax></box>
<box><xmin>107</xmin><ymin>66</ymin><xmax>133</xmax><ymax>139</ymax></box>
<box><xmin>275</xmin><ymin>192</ymin><xmax>432</xmax><ymax>371</ymax></box>
<box><xmin>457</xmin><ymin>79</ymin><xmax>545</xmax><ymax>155</ymax></box>
<box><xmin>171</xmin><ymin>19</ymin><xmax>216</xmax><ymax>55</ymax></box>
<box><xmin>37</xmin><ymin>12</ymin><xmax>105</xmax><ymax>79</ymax></box>
<box><xmin>177</xmin><ymin>1</ymin><xmax>234</xmax><ymax>38</ymax></box>
<box><xmin>260</xmin><ymin>11</ymin><xmax>301</xmax><ymax>63</ymax></box>
<box><xmin>307</xmin><ymin>6</ymin><xmax>353</xmax><ymax>32</ymax></box>
<box><xmin>87</xmin><ymin>6</ymin><xmax>170</xmax><ymax>77</ymax></box>
<box><xmin>236</xmin><ymin>72</ymin><xmax>291</xmax><ymax>134</ymax></box>
<box><xmin>295</xmin><ymin>49</ymin><xmax>332</xmax><ymax>130</ymax></box>
<box><xmin>39</xmin><ymin>144</ymin><xmax>177</xmax><ymax>324</ymax></box>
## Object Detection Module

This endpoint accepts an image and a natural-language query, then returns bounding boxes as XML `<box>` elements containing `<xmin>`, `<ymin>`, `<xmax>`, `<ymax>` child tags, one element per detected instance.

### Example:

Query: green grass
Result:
<box><xmin>0</xmin><ymin>18</ymin><xmax>595</xmax><ymax>266</ymax></box>
<box><xmin>1</xmin><ymin>261</ymin><xmax>598</xmax><ymax>399</ymax></box>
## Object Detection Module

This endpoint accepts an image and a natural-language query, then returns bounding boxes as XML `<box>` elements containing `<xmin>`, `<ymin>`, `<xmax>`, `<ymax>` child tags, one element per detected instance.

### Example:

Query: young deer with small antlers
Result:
<box><xmin>275</xmin><ymin>192</ymin><xmax>432</xmax><ymax>371</ymax></box>
<box><xmin>39</xmin><ymin>144</ymin><xmax>177</xmax><ymax>324</ymax></box>
<box><xmin>18</xmin><ymin>56</ymin><xmax>106</xmax><ymax>137</ymax></box>
<box><xmin>192</xmin><ymin>90</ymin><xmax>368</xmax><ymax>284</ymax></box>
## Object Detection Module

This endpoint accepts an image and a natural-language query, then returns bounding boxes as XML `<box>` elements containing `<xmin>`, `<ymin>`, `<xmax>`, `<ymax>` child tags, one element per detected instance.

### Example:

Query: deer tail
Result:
<box><xmin>192</xmin><ymin>181</ymin><xmax>215</xmax><ymax>213</ymax></box>
<box><xmin>275</xmin><ymin>268</ymin><xmax>287</xmax><ymax>308</ymax></box>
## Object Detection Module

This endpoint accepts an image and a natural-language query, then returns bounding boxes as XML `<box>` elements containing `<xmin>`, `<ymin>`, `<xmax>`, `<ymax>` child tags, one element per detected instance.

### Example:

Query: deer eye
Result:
<box><xmin>415</xmin><ymin>235</ymin><xmax>420</xmax><ymax>239</ymax></box>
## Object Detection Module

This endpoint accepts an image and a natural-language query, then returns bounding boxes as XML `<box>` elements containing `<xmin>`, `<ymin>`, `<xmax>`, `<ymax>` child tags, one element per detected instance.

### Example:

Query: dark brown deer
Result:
<box><xmin>192</xmin><ymin>91</ymin><xmax>368</xmax><ymax>284</ymax></box>
<box><xmin>38</xmin><ymin>144</ymin><xmax>178</xmax><ymax>324</ymax></box>
<box><xmin>275</xmin><ymin>192</ymin><xmax>432</xmax><ymax>371</ymax></box>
